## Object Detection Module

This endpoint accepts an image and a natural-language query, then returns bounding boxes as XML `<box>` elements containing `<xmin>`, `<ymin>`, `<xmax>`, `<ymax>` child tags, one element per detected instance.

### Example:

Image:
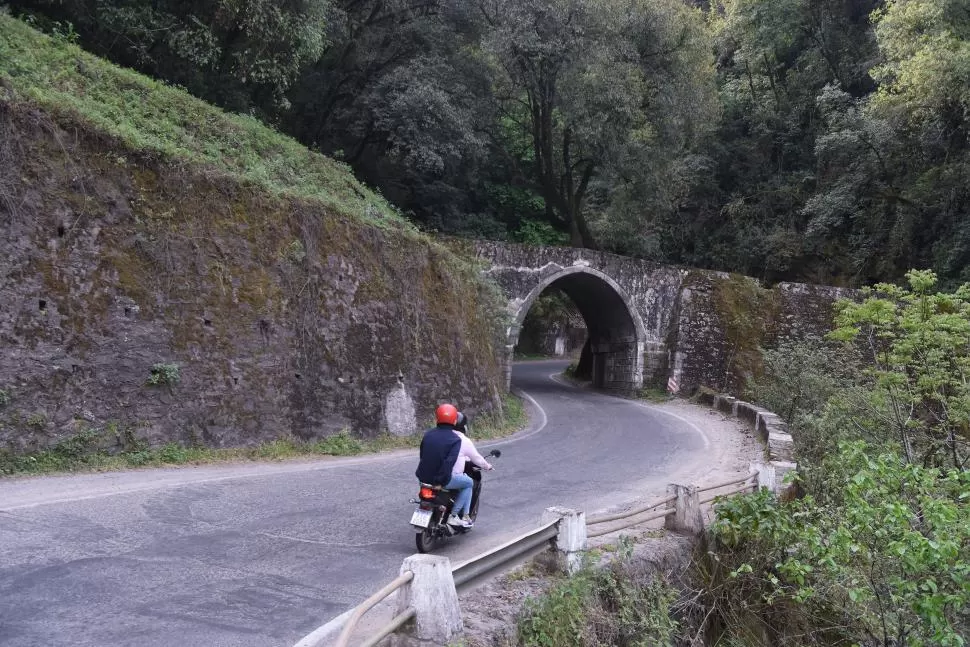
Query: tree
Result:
<box><xmin>871</xmin><ymin>0</ymin><xmax>970</xmax><ymax>137</ymax></box>
<box><xmin>665</xmin><ymin>0</ymin><xmax>882</xmax><ymax>283</ymax></box>
<box><xmin>9</xmin><ymin>0</ymin><xmax>329</xmax><ymax>114</ymax></box>
<box><xmin>869</xmin><ymin>0</ymin><xmax>970</xmax><ymax>285</ymax></box>
<box><xmin>285</xmin><ymin>0</ymin><xmax>503</xmax><ymax>232</ymax></box>
<box><xmin>830</xmin><ymin>270</ymin><xmax>970</xmax><ymax>469</ymax></box>
<box><xmin>479</xmin><ymin>0</ymin><xmax>715</xmax><ymax>248</ymax></box>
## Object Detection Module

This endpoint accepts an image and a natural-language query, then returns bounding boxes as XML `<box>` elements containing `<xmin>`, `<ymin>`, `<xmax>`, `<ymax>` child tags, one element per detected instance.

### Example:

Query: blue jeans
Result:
<box><xmin>445</xmin><ymin>473</ymin><xmax>474</xmax><ymax>517</ymax></box>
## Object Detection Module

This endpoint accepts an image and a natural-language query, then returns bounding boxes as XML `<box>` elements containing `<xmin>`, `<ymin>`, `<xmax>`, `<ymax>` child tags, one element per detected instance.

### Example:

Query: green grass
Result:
<box><xmin>0</xmin><ymin>11</ymin><xmax>408</xmax><ymax>229</ymax></box>
<box><xmin>637</xmin><ymin>386</ymin><xmax>674</xmax><ymax>403</ymax></box>
<box><xmin>0</xmin><ymin>395</ymin><xmax>527</xmax><ymax>476</ymax></box>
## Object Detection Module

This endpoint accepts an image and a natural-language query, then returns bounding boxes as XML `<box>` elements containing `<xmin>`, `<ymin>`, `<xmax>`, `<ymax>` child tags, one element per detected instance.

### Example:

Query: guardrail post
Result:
<box><xmin>541</xmin><ymin>507</ymin><xmax>586</xmax><ymax>573</ymax></box>
<box><xmin>393</xmin><ymin>554</ymin><xmax>462</xmax><ymax>646</ymax></box>
<box><xmin>751</xmin><ymin>462</ymin><xmax>774</xmax><ymax>492</ymax></box>
<box><xmin>663</xmin><ymin>484</ymin><xmax>703</xmax><ymax>535</ymax></box>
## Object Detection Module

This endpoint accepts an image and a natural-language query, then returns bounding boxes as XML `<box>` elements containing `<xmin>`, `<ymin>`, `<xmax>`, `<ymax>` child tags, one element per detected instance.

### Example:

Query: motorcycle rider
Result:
<box><xmin>415</xmin><ymin>404</ymin><xmax>473</xmax><ymax>528</ymax></box>
<box><xmin>451</xmin><ymin>412</ymin><xmax>493</xmax><ymax>527</ymax></box>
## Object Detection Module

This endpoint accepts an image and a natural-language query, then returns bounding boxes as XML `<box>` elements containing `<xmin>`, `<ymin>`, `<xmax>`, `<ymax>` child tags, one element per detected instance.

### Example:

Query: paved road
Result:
<box><xmin>0</xmin><ymin>361</ymin><xmax>709</xmax><ymax>647</ymax></box>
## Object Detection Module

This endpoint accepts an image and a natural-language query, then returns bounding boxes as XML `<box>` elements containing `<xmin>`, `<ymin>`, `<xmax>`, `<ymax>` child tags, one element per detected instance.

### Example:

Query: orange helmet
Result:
<box><xmin>435</xmin><ymin>403</ymin><xmax>459</xmax><ymax>426</ymax></box>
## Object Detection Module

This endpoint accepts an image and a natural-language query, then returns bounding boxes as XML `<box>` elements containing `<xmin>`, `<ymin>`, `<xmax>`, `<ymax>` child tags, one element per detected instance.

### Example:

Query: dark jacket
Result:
<box><xmin>415</xmin><ymin>425</ymin><xmax>461</xmax><ymax>486</ymax></box>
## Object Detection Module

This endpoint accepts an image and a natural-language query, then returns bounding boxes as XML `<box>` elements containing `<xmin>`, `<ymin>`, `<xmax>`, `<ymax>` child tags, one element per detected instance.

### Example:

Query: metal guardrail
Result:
<box><xmin>358</xmin><ymin>608</ymin><xmax>415</xmax><ymax>647</ymax></box>
<box><xmin>334</xmin><ymin>572</ymin><xmax>413</xmax><ymax>647</ymax></box>
<box><xmin>325</xmin><ymin>471</ymin><xmax>762</xmax><ymax>646</ymax></box>
<box><xmin>587</xmin><ymin>494</ymin><xmax>677</xmax><ymax>525</ymax></box>
<box><xmin>452</xmin><ymin>520</ymin><xmax>559</xmax><ymax>591</ymax></box>
<box><xmin>331</xmin><ymin>520</ymin><xmax>560</xmax><ymax>647</ymax></box>
<box><xmin>586</xmin><ymin>474</ymin><xmax>759</xmax><ymax>539</ymax></box>
<box><xmin>587</xmin><ymin>506</ymin><xmax>672</xmax><ymax>539</ymax></box>
<box><xmin>697</xmin><ymin>474</ymin><xmax>757</xmax><ymax>505</ymax></box>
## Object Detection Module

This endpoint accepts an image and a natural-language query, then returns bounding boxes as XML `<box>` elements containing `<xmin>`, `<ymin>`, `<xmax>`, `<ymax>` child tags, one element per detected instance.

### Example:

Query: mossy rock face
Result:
<box><xmin>673</xmin><ymin>271</ymin><xmax>851</xmax><ymax>396</ymax></box>
<box><xmin>0</xmin><ymin>104</ymin><xmax>506</xmax><ymax>453</ymax></box>
<box><xmin>711</xmin><ymin>273</ymin><xmax>781</xmax><ymax>394</ymax></box>
<box><xmin>673</xmin><ymin>271</ymin><xmax>780</xmax><ymax>395</ymax></box>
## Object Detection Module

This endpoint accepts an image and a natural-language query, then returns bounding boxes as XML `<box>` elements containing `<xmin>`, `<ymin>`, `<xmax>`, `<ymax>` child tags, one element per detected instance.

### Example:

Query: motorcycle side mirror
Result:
<box><xmin>489</xmin><ymin>449</ymin><xmax>502</xmax><ymax>458</ymax></box>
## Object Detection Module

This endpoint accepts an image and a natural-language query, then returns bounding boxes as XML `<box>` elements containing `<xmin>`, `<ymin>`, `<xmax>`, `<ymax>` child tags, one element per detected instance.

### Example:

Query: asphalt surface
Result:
<box><xmin>0</xmin><ymin>361</ymin><xmax>709</xmax><ymax>647</ymax></box>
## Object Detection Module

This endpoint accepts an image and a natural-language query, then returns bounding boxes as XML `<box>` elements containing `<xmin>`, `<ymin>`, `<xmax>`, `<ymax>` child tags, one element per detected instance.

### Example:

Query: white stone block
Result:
<box><xmin>394</xmin><ymin>554</ymin><xmax>462</xmax><ymax>645</ymax></box>
<box><xmin>541</xmin><ymin>507</ymin><xmax>587</xmax><ymax>573</ymax></box>
<box><xmin>767</xmin><ymin>431</ymin><xmax>795</xmax><ymax>462</ymax></box>
<box><xmin>664</xmin><ymin>484</ymin><xmax>703</xmax><ymax>535</ymax></box>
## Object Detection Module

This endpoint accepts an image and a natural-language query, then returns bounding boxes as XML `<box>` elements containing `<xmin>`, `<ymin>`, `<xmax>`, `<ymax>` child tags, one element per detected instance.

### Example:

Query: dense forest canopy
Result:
<box><xmin>8</xmin><ymin>0</ymin><xmax>969</xmax><ymax>287</ymax></box>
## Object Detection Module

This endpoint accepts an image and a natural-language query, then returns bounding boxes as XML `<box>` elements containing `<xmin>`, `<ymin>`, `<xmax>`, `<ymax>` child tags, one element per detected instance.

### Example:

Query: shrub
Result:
<box><xmin>695</xmin><ymin>441</ymin><xmax>970</xmax><ymax>647</ymax></box>
<box><xmin>147</xmin><ymin>363</ymin><xmax>180</xmax><ymax>386</ymax></box>
<box><xmin>518</xmin><ymin>547</ymin><xmax>678</xmax><ymax>647</ymax></box>
<box><xmin>748</xmin><ymin>336</ymin><xmax>860</xmax><ymax>424</ymax></box>
<box><xmin>158</xmin><ymin>442</ymin><xmax>189</xmax><ymax>463</ymax></box>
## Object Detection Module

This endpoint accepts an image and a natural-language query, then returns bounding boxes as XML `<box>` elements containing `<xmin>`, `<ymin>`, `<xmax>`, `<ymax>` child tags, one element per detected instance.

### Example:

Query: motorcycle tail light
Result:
<box><xmin>419</xmin><ymin>486</ymin><xmax>436</xmax><ymax>499</ymax></box>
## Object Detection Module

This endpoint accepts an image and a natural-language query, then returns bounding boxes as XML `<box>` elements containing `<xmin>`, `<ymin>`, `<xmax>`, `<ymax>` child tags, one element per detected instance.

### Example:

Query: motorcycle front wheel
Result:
<box><xmin>415</xmin><ymin>529</ymin><xmax>435</xmax><ymax>553</ymax></box>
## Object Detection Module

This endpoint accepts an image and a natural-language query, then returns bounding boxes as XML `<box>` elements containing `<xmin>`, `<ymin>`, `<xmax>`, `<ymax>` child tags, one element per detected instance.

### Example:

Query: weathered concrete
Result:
<box><xmin>772</xmin><ymin>460</ymin><xmax>798</xmax><ymax>496</ymax></box>
<box><xmin>541</xmin><ymin>507</ymin><xmax>587</xmax><ymax>574</ymax></box>
<box><xmin>696</xmin><ymin>391</ymin><xmax>798</xmax><ymax>466</ymax></box>
<box><xmin>750</xmin><ymin>460</ymin><xmax>798</xmax><ymax>496</ymax></box>
<box><xmin>735</xmin><ymin>400</ymin><xmax>771</xmax><ymax>427</ymax></box>
<box><xmin>715</xmin><ymin>395</ymin><xmax>738</xmax><ymax>416</ymax></box>
<box><xmin>767</xmin><ymin>431</ymin><xmax>795</xmax><ymax>462</ymax></box>
<box><xmin>392</xmin><ymin>554</ymin><xmax>463</xmax><ymax>646</ymax></box>
<box><xmin>664</xmin><ymin>484</ymin><xmax>704</xmax><ymax>535</ymax></box>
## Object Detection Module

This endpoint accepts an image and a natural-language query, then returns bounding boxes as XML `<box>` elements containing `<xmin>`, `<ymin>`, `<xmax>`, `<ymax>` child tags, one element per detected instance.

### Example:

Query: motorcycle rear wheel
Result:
<box><xmin>415</xmin><ymin>529</ymin><xmax>435</xmax><ymax>553</ymax></box>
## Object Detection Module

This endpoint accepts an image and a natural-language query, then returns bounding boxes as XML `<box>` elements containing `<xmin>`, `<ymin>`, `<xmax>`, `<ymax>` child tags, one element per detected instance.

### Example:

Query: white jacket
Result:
<box><xmin>451</xmin><ymin>431</ymin><xmax>492</xmax><ymax>475</ymax></box>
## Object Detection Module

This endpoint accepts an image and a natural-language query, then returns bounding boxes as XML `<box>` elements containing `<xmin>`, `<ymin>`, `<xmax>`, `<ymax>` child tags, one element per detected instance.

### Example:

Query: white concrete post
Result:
<box><xmin>663</xmin><ymin>484</ymin><xmax>704</xmax><ymax>535</ymax></box>
<box><xmin>392</xmin><ymin>554</ymin><xmax>462</xmax><ymax>646</ymax></box>
<box><xmin>541</xmin><ymin>507</ymin><xmax>587</xmax><ymax>573</ymax></box>
<box><xmin>771</xmin><ymin>460</ymin><xmax>798</xmax><ymax>497</ymax></box>
<box><xmin>751</xmin><ymin>462</ymin><xmax>775</xmax><ymax>492</ymax></box>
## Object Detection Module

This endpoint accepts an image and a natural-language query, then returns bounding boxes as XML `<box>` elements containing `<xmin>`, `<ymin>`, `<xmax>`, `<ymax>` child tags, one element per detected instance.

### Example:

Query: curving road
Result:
<box><xmin>0</xmin><ymin>361</ymin><xmax>713</xmax><ymax>647</ymax></box>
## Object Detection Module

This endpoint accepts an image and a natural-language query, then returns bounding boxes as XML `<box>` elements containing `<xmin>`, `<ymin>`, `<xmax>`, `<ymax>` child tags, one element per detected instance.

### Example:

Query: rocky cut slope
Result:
<box><xmin>0</xmin><ymin>13</ymin><xmax>505</xmax><ymax>455</ymax></box>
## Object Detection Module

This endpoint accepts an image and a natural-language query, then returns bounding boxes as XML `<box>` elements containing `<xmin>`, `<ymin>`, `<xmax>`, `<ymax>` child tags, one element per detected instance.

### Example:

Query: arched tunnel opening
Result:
<box><xmin>511</xmin><ymin>269</ymin><xmax>645</xmax><ymax>392</ymax></box>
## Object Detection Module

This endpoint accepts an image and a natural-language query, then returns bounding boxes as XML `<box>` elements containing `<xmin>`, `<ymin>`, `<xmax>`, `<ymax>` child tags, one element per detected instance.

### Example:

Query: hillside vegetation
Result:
<box><xmin>689</xmin><ymin>271</ymin><xmax>970</xmax><ymax>646</ymax></box>
<box><xmin>6</xmin><ymin>0</ymin><xmax>969</xmax><ymax>286</ymax></box>
<box><xmin>0</xmin><ymin>10</ymin><xmax>406</xmax><ymax>228</ymax></box>
<box><xmin>0</xmin><ymin>9</ymin><xmax>508</xmax><ymax>464</ymax></box>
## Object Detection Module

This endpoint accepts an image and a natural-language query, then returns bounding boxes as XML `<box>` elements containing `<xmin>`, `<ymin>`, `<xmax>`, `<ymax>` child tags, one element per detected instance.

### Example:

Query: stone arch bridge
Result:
<box><xmin>470</xmin><ymin>241</ymin><xmax>849</xmax><ymax>395</ymax></box>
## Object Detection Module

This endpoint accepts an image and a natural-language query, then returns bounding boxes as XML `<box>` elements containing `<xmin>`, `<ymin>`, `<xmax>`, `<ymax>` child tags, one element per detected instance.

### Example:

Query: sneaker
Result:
<box><xmin>461</xmin><ymin>515</ymin><xmax>475</xmax><ymax>528</ymax></box>
<box><xmin>446</xmin><ymin>514</ymin><xmax>465</xmax><ymax>527</ymax></box>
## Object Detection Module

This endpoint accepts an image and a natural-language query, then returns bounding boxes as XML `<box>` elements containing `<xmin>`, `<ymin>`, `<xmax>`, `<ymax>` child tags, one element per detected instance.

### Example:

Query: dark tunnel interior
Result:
<box><xmin>515</xmin><ymin>272</ymin><xmax>640</xmax><ymax>389</ymax></box>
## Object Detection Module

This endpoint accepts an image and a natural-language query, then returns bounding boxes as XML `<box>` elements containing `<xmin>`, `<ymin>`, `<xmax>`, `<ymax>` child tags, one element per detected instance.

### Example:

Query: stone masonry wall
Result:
<box><xmin>469</xmin><ymin>241</ymin><xmax>854</xmax><ymax>396</ymax></box>
<box><xmin>0</xmin><ymin>106</ymin><xmax>505</xmax><ymax>454</ymax></box>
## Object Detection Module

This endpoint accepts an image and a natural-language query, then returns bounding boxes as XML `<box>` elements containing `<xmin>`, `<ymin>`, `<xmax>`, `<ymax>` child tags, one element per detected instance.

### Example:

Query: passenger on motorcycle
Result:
<box><xmin>415</xmin><ymin>404</ymin><xmax>473</xmax><ymax>528</ymax></box>
<box><xmin>451</xmin><ymin>412</ymin><xmax>494</xmax><ymax>527</ymax></box>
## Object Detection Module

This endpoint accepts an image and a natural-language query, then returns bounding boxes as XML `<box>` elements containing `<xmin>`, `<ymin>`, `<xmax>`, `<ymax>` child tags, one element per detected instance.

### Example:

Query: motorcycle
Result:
<box><xmin>409</xmin><ymin>449</ymin><xmax>501</xmax><ymax>553</ymax></box>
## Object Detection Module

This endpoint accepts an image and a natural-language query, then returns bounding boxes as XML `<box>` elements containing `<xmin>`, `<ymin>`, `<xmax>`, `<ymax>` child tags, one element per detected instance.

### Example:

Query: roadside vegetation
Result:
<box><xmin>683</xmin><ymin>270</ymin><xmax>970</xmax><ymax>646</ymax></box>
<box><xmin>516</xmin><ymin>537</ymin><xmax>680</xmax><ymax>647</ymax></box>
<box><xmin>0</xmin><ymin>395</ymin><xmax>525</xmax><ymax>477</ymax></box>
<box><xmin>507</xmin><ymin>270</ymin><xmax>970</xmax><ymax>647</ymax></box>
